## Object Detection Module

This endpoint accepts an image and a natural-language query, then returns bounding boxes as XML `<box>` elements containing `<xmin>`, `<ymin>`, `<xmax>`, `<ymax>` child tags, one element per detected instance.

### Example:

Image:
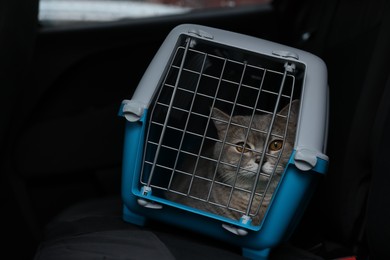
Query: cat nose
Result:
<box><xmin>255</xmin><ymin>156</ymin><xmax>261</xmax><ymax>164</ymax></box>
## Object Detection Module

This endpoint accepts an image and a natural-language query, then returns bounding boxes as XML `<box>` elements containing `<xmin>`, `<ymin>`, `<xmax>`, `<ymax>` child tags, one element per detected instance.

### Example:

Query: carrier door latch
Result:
<box><xmin>121</xmin><ymin>99</ymin><xmax>146</xmax><ymax>122</ymax></box>
<box><xmin>294</xmin><ymin>149</ymin><xmax>318</xmax><ymax>171</ymax></box>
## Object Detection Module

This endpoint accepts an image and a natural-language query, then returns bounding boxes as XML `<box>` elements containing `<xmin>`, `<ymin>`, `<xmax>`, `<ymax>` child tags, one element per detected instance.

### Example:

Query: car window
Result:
<box><xmin>39</xmin><ymin>0</ymin><xmax>271</xmax><ymax>27</ymax></box>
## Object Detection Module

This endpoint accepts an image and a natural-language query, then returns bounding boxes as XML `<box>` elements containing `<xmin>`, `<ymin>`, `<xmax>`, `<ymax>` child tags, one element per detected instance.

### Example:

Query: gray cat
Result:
<box><xmin>165</xmin><ymin>100</ymin><xmax>300</xmax><ymax>226</ymax></box>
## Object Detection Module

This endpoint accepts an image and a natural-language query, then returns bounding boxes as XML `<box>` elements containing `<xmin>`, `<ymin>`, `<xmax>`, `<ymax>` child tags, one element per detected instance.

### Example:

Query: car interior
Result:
<box><xmin>1</xmin><ymin>0</ymin><xmax>390</xmax><ymax>259</ymax></box>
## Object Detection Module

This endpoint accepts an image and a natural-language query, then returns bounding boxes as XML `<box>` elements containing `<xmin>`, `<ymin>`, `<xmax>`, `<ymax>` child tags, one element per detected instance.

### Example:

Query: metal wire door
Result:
<box><xmin>138</xmin><ymin>35</ymin><xmax>303</xmax><ymax>226</ymax></box>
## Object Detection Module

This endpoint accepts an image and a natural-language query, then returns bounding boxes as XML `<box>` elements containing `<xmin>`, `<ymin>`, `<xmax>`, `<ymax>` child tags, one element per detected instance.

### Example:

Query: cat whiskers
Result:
<box><xmin>237</xmin><ymin>167</ymin><xmax>259</xmax><ymax>177</ymax></box>
<box><xmin>261</xmin><ymin>162</ymin><xmax>284</xmax><ymax>175</ymax></box>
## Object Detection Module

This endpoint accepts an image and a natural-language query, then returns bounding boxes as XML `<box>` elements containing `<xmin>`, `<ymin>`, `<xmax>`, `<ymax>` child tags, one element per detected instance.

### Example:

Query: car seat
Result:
<box><xmin>31</xmin><ymin>0</ymin><xmax>390</xmax><ymax>259</ymax></box>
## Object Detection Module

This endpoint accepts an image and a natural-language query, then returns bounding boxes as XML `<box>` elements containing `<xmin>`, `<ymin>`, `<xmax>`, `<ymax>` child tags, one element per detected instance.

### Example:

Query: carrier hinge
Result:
<box><xmin>284</xmin><ymin>62</ymin><xmax>296</xmax><ymax>73</ymax></box>
<box><xmin>137</xmin><ymin>186</ymin><xmax>163</xmax><ymax>209</ymax></box>
<box><xmin>221</xmin><ymin>215</ymin><xmax>251</xmax><ymax>236</ymax></box>
<box><xmin>222</xmin><ymin>224</ymin><xmax>248</xmax><ymax>236</ymax></box>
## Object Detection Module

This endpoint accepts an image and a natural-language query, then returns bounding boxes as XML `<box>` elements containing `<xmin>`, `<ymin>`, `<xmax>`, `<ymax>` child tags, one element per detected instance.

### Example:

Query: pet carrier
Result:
<box><xmin>119</xmin><ymin>24</ymin><xmax>329</xmax><ymax>259</ymax></box>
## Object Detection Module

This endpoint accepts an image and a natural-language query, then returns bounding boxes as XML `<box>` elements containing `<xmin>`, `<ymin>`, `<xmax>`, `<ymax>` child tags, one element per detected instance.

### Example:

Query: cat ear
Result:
<box><xmin>211</xmin><ymin>107</ymin><xmax>230</xmax><ymax>133</ymax></box>
<box><xmin>278</xmin><ymin>99</ymin><xmax>300</xmax><ymax>123</ymax></box>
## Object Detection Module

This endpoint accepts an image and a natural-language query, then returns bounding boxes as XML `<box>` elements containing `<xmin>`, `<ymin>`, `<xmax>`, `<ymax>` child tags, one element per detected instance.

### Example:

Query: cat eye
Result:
<box><xmin>235</xmin><ymin>142</ymin><xmax>251</xmax><ymax>153</ymax></box>
<box><xmin>268</xmin><ymin>140</ymin><xmax>283</xmax><ymax>151</ymax></box>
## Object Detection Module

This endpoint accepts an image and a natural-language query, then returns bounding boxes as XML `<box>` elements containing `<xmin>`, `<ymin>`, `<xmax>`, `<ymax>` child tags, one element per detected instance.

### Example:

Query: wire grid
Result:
<box><xmin>140</xmin><ymin>36</ymin><xmax>299</xmax><ymax>220</ymax></box>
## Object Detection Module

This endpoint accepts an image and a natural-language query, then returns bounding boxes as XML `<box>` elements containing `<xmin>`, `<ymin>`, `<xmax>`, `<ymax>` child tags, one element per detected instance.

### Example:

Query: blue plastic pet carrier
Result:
<box><xmin>119</xmin><ymin>24</ymin><xmax>329</xmax><ymax>259</ymax></box>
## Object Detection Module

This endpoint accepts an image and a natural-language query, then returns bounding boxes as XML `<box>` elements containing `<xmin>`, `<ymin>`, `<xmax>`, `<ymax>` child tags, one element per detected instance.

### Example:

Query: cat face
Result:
<box><xmin>211</xmin><ymin>100</ymin><xmax>299</xmax><ymax>191</ymax></box>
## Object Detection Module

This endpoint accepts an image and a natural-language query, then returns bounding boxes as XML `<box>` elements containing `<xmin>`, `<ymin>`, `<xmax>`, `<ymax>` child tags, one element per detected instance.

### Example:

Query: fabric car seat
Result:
<box><xmin>33</xmin><ymin>0</ymin><xmax>390</xmax><ymax>259</ymax></box>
